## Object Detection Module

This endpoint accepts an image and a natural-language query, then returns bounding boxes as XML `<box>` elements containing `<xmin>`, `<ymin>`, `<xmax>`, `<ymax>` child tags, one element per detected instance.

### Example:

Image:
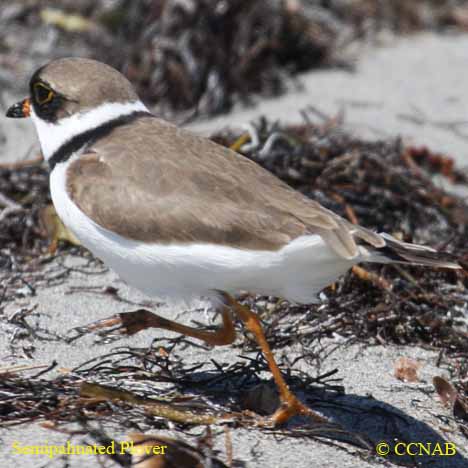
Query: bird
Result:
<box><xmin>6</xmin><ymin>57</ymin><xmax>460</xmax><ymax>426</ymax></box>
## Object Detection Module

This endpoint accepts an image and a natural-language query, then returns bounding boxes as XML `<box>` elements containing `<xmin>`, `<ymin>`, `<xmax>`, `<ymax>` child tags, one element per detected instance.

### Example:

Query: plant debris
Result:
<box><xmin>3</xmin><ymin>1</ymin><xmax>468</xmax><ymax>116</ymax></box>
<box><xmin>0</xmin><ymin>162</ymin><xmax>49</xmax><ymax>257</ymax></box>
<box><xmin>96</xmin><ymin>0</ymin><xmax>342</xmax><ymax>117</ymax></box>
<box><xmin>433</xmin><ymin>375</ymin><xmax>459</xmax><ymax>408</ymax></box>
<box><xmin>433</xmin><ymin>375</ymin><xmax>468</xmax><ymax>439</ymax></box>
<box><xmin>0</xmin><ymin>341</ymin><xmax>370</xmax><ymax>463</ymax></box>
<box><xmin>212</xmin><ymin>116</ymin><xmax>468</xmax><ymax>354</ymax></box>
<box><xmin>1</xmin><ymin>115</ymin><xmax>467</xmax><ymax>461</ymax></box>
<box><xmin>1</xmin><ymin>115</ymin><xmax>467</xmax><ymax>351</ymax></box>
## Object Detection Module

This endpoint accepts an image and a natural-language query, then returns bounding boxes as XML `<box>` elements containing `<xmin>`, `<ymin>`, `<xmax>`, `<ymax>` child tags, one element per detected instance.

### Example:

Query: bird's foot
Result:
<box><xmin>84</xmin><ymin>310</ymin><xmax>152</xmax><ymax>336</ymax></box>
<box><xmin>245</xmin><ymin>393</ymin><xmax>329</xmax><ymax>428</ymax></box>
<box><xmin>270</xmin><ymin>394</ymin><xmax>327</xmax><ymax>426</ymax></box>
<box><xmin>67</xmin><ymin>310</ymin><xmax>152</xmax><ymax>343</ymax></box>
<box><xmin>73</xmin><ymin>307</ymin><xmax>236</xmax><ymax>346</ymax></box>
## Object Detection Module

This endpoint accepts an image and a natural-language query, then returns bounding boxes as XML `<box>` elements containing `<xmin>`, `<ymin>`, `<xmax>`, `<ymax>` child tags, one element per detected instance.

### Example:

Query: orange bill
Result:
<box><xmin>6</xmin><ymin>98</ymin><xmax>31</xmax><ymax>118</ymax></box>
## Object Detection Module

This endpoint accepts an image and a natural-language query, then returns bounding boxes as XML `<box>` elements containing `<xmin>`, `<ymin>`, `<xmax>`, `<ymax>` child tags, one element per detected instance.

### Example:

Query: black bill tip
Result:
<box><xmin>6</xmin><ymin>98</ymin><xmax>31</xmax><ymax>118</ymax></box>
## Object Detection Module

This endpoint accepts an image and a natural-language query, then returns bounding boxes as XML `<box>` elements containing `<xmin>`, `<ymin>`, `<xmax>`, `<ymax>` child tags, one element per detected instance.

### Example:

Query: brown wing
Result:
<box><xmin>66</xmin><ymin>116</ymin><xmax>385</xmax><ymax>258</ymax></box>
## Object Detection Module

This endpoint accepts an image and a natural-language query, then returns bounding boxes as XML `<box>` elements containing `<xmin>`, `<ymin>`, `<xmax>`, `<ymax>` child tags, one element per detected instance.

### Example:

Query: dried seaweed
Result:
<box><xmin>0</xmin><ymin>157</ymin><xmax>105</xmax><ymax>305</ymax></box>
<box><xmin>0</xmin><ymin>163</ymin><xmax>49</xmax><ymax>256</ymax></box>
<box><xmin>87</xmin><ymin>0</ymin><xmax>468</xmax><ymax>115</ymax></box>
<box><xmin>1</xmin><ymin>115</ymin><xmax>467</xmax><ymax>353</ymax></box>
<box><xmin>0</xmin><ymin>117</ymin><xmax>467</xmax><ymax>461</ymax></box>
<box><xmin>0</xmin><ymin>342</ymin><xmax>365</xmax><ymax>457</ymax></box>
<box><xmin>95</xmin><ymin>0</ymin><xmax>338</xmax><ymax>116</ymax></box>
<box><xmin>211</xmin><ymin>116</ymin><xmax>468</xmax><ymax>355</ymax></box>
<box><xmin>3</xmin><ymin>1</ymin><xmax>468</xmax><ymax>117</ymax></box>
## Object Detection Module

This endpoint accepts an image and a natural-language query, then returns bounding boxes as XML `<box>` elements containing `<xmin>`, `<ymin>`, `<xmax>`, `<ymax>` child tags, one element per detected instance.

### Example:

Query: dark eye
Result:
<box><xmin>33</xmin><ymin>83</ymin><xmax>54</xmax><ymax>105</ymax></box>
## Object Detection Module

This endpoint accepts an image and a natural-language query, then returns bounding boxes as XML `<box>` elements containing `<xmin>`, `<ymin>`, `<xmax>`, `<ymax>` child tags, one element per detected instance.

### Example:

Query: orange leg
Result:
<box><xmin>222</xmin><ymin>293</ymin><xmax>328</xmax><ymax>425</ymax></box>
<box><xmin>86</xmin><ymin>306</ymin><xmax>235</xmax><ymax>346</ymax></box>
<box><xmin>85</xmin><ymin>293</ymin><xmax>329</xmax><ymax>426</ymax></box>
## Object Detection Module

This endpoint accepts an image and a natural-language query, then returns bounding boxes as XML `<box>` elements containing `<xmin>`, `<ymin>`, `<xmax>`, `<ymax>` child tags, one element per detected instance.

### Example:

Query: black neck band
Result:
<box><xmin>48</xmin><ymin>110</ymin><xmax>152</xmax><ymax>170</ymax></box>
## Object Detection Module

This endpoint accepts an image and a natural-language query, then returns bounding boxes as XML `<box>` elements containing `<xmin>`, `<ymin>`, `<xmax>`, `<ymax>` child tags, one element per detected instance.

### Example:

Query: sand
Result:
<box><xmin>0</xmin><ymin>32</ymin><xmax>467</xmax><ymax>468</ymax></box>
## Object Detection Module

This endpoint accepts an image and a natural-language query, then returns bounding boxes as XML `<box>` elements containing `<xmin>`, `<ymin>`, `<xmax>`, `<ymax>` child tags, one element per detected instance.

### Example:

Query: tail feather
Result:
<box><xmin>371</xmin><ymin>233</ymin><xmax>460</xmax><ymax>269</ymax></box>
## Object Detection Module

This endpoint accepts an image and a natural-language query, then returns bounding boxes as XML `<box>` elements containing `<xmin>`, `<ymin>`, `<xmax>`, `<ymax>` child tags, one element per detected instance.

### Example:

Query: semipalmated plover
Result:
<box><xmin>6</xmin><ymin>58</ymin><xmax>460</xmax><ymax>426</ymax></box>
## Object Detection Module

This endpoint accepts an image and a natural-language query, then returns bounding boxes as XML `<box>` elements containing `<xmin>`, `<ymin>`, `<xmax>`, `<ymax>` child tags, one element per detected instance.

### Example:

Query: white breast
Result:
<box><xmin>50</xmin><ymin>157</ymin><xmax>356</xmax><ymax>305</ymax></box>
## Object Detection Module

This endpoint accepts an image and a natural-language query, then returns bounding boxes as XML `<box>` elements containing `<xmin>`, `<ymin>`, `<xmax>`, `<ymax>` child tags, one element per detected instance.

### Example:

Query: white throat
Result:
<box><xmin>30</xmin><ymin>100</ymin><xmax>149</xmax><ymax>161</ymax></box>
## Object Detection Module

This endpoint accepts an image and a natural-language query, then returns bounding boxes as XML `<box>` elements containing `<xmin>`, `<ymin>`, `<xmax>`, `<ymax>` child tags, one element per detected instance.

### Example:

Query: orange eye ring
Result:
<box><xmin>33</xmin><ymin>82</ymin><xmax>54</xmax><ymax>105</ymax></box>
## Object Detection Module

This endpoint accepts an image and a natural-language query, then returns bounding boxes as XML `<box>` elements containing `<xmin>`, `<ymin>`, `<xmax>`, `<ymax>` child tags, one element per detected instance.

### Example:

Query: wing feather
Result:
<box><xmin>65</xmin><ymin>117</ymin><xmax>382</xmax><ymax>258</ymax></box>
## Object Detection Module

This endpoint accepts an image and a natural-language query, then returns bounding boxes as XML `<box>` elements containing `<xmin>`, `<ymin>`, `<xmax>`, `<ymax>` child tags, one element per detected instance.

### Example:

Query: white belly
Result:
<box><xmin>50</xmin><ymin>158</ymin><xmax>356</xmax><ymax>304</ymax></box>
